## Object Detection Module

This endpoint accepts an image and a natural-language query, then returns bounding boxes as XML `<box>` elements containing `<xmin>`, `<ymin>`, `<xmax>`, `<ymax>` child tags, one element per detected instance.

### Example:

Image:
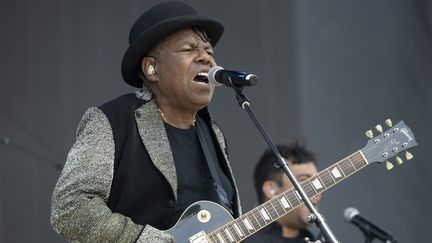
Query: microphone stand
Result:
<box><xmin>232</xmin><ymin>87</ymin><xmax>339</xmax><ymax>243</ymax></box>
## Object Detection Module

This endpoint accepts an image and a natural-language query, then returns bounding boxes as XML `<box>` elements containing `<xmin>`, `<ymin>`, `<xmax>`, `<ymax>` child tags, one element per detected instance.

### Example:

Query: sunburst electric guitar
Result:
<box><xmin>165</xmin><ymin>120</ymin><xmax>417</xmax><ymax>243</ymax></box>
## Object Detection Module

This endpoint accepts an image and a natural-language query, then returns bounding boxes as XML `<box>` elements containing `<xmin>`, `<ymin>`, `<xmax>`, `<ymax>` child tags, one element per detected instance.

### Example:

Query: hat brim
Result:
<box><xmin>121</xmin><ymin>15</ymin><xmax>224</xmax><ymax>88</ymax></box>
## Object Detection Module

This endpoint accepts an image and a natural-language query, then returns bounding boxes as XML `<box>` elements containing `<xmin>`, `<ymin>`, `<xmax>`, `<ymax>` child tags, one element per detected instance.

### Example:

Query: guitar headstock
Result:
<box><xmin>361</xmin><ymin>119</ymin><xmax>417</xmax><ymax>169</ymax></box>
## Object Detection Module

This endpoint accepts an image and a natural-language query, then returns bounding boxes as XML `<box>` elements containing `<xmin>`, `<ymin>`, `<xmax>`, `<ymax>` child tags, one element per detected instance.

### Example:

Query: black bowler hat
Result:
<box><xmin>121</xmin><ymin>1</ymin><xmax>224</xmax><ymax>88</ymax></box>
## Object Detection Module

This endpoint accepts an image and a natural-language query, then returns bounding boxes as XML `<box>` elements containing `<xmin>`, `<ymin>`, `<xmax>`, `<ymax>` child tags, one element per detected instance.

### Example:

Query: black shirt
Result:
<box><xmin>244</xmin><ymin>223</ymin><xmax>315</xmax><ymax>243</ymax></box>
<box><xmin>164</xmin><ymin>122</ymin><xmax>234</xmax><ymax>225</ymax></box>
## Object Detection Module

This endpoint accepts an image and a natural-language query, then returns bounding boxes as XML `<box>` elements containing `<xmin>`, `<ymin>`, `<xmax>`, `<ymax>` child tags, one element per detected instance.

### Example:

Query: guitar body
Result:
<box><xmin>166</xmin><ymin>201</ymin><xmax>233</xmax><ymax>242</ymax></box>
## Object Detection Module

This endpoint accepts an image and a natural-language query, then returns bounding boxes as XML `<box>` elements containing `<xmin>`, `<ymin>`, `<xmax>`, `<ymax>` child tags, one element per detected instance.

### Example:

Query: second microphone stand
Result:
<box><xmin>233</xmin><ymin>87</ymin><xmax>339</xmax><ymax>243</ymax></box>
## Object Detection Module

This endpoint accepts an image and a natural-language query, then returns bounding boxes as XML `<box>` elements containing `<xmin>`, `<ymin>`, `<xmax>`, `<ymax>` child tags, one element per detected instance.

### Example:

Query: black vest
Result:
<box><xmin>99</xmin><ymin>94</ymin><xmax>238</xmax><ymax>230</ymax></box>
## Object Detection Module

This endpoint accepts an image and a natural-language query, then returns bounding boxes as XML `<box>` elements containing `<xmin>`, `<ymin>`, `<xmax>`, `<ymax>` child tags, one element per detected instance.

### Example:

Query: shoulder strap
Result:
<box><xmin>195</xmin><ymin>116</ymin><xmax>232</xmax><ymax>213</ymax></box>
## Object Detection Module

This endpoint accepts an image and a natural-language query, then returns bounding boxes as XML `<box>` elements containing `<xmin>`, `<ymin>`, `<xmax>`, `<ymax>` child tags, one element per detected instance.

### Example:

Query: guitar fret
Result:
<box><xmin>306</xmin><ymin>179</ymin><xmax>318</xmax><ymax>194</ymax></box>
<box><xmin>318</xmin><ymin>170</ymin><xmax>334</xmax><ymax>188</ymax></box>
<box><xmin>249</xmin><ymin>211</ymin><xmax>262</xmax><ymax>229</ymax></box>
<box><xmin>208</xmin><ymin>233</ymin><xmax>215</xmax><ymax>243</ymax></box>
<box><xmin>212</xmin><ymin>233</ymin><xmax>220</xmax><ymax>243</ymax></box>
<box><xmin>311</xmin><ymin>175</ymin><xmax>326</xmax><ymax>193</ymax></box>
<box><xmin>347</xmin><ymin>156</ymin><xmax>356</xmax><ymax>171</ymax></box>
<box><xmin>265</xmin><ymin>200</ymin><xmax>279</xmax><ymax>219</ymax></box>
<box><xmin>259</xmin><ymin>207</ymin><xmax>271</xmax><ymax>221</ymax></box>
<box><xmin>212</xmin><ymin>230</ymin><xmax>219</xmax><ymax>242</ymax></box>
<box><xmin>253</xmin><ymin>207</ymin><xmax>267</xmax><ymax>226</ymax></box>
<box><xmin>286</xmin><ymin>189</ymin><xmax>301</xmax><ymax>207</ymax></box>
<box><xmin>269</xmin><ymin>198</ymin><xmax>283</xmax><ymax>217</ymax></box>
<box><xmin>228</xmin><ymin>223</ymin><xmax>242</xmax><ymax>242</ymax></box>
<box><xmin>295</xmin><ymin>190</ymin><xmax>303</xmax><ymax>203</ymax></box>
<box><xmin>326</xmin><ymin>167</ymin><xmax>339</xmax><ymax>184</ymax></box>
<box><xmin>224</xmin><ymin>227</ymin><xmax>235</xmax><ymax>242</ymax></box>
<box><xmin>215</xmin><ymin>230</ymin><xmax>226</xmax><ymax>243</ymax></box>
<box><xmin>335</xmin><ymin>163</ymin><xmax>347</xmax><ymax>177</ymax></box>
<box><xmin>241</xmin><ymin>216</ymin><xmax>254</xmax><ymax>232</ymax></box>
<box><xmin>222</xmin><ymin>227</ymin><xmax>232</xmax><ymax>243</ymax></box>
<box><xmin>233</xmin><ymin>223</ymin><xmax>244</xmax><ymax>237</ymax></box>
<box><xmin>274</xmin><ymin>197</ymin><xmax>287</xmax><ymax>215</ymax></box>
<box><xmin>352</xmin><ymin>152</ymin><xmax>367</xmax><ymax>169</ymax></box>
<box><xmin>232</xmin><ymin>218</ymin><xmax>249</xmax><ymax>238</ymax></box>
<box><xmin>340</xmin><ymin>158</ymin><xmax>355</xmax><ymax>176</ymax></box>
<box><xmin>301</xmin><ymin>180</ymin><xmax>317</xmax><ymax>198</ymax></box>
<box><xmin>278</xmin><ymin>195</ymin><xmax>292</xmax><ymax>209</ymax></box>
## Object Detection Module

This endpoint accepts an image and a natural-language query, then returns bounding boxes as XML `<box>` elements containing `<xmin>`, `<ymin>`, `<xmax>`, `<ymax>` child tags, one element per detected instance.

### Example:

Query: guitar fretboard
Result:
<box><xmin>207</xmin><ymin>150</ymin><xmax>368</xmax><ymax>243</ymax></box>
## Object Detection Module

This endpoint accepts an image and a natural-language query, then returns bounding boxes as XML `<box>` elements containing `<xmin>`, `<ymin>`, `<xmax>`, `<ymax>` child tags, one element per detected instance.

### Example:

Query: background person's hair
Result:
<box><xmin>253</xmin><ymin>141</ymin><xmax>317</xmax><ymax>203</ymax></box>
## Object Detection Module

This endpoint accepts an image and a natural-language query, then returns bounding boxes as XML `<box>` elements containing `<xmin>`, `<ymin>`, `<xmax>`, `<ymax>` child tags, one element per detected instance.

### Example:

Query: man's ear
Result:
<box><xmin>141</xmin><ymin>57</ymin><xmax>158</xmax><ymax>82</ymax></box>
<box><xmin>262</xmin><ymin>180</ymin><xmax>279</xmax><ymax>199</ymax></box>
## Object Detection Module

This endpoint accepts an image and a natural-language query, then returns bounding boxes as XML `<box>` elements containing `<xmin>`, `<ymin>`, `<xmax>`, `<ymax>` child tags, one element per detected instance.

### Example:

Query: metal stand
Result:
<box><xmin>233</xmin><ymin>88</ymin><xmax>339</xmax><ymax>243</ymax></box>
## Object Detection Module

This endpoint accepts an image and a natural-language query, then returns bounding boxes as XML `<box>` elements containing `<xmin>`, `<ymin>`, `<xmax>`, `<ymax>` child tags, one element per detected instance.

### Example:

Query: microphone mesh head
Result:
<box><xmin>344</xmin><ymin>207</ymin><xmax>360</xmax><ymax>221</ymax></box>
<box><xmin>208</xmin><ymin>66</ymin><xmax>223</xmax><ymax>86</ymax></box>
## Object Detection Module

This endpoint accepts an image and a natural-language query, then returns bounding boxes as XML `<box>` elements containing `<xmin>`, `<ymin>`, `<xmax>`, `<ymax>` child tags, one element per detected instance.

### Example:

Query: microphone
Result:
<box><xmin>208</xmin><ymin>66</ymin><xmax>258</xmax><ymax>88</ymax></box>
<box><xmin>344</xmin><ymin>207</ymin><xmax>396</xmax><ymax>243</ymax></box>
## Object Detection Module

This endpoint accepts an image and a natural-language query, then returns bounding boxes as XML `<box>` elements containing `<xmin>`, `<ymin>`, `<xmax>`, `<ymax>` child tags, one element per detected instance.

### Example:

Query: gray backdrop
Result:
<box><xmin>1</xmin><ymin>0</ymin><xmax>431</xmax><ymax>242</ymax></box>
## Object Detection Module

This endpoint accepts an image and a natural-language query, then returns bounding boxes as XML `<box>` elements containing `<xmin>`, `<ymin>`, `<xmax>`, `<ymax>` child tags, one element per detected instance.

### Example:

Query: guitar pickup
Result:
<box><xmin>189</xmin><ymin>231</ymin><xmax>210</xmax><ymax>243</ymax></box>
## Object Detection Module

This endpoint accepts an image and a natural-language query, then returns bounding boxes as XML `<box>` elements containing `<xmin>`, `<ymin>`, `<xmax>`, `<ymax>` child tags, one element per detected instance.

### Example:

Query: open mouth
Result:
<box><xmin>193</xmin><ymin>72</ymin><xmax>209</xmax><ymax>84</ymax></box>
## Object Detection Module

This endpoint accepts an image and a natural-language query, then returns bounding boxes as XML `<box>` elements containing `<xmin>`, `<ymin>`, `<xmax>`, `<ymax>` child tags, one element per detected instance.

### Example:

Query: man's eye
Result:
<box><xmin>207</xmin><ymin>51</ymin><xmax>214</xmax><ymax>56</ymax></box>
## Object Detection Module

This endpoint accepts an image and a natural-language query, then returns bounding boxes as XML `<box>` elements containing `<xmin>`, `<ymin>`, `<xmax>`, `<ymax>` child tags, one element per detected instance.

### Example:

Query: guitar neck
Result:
<box><xmin>207</xmin><ymin>150</ymin><xmax>369</xmax><ymax>243</ymax></box>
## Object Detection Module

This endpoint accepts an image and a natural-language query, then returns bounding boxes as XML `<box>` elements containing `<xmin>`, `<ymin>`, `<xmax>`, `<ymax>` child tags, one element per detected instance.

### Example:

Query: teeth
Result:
<box><xmin>198</xmin><ymin>72</ymin><xmax>208</xmax><ymax>77</ymax></box>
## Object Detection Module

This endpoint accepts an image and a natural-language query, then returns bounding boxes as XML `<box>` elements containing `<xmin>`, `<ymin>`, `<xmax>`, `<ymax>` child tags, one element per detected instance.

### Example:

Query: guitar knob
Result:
<box><xmin>365</xmin><ymin>130</ymin><xmax>373</xmax><ymax>138</ymax></box>
<box><xmin>385</xmin><ymin>161</ymin><xmax>394</xmax><ymax>170</ymax></box>
<box><xmin>385</xmin><ymin>119</ymin><xmax>393</xmax><ymax>127</ymax></box>
<box><xmin>395</xmin><ymin>156</ymin><xmax>403</xmax><ymax>165</ymax></box>
<box><xmin>375</xmin><ymin>124</ymin><xmax>383</xmax><ymax>133</ymax></box>
<box><xmin>405</xmin><ymin>151</ymin><xmax>413</xmax><ymax>160</ymax></box>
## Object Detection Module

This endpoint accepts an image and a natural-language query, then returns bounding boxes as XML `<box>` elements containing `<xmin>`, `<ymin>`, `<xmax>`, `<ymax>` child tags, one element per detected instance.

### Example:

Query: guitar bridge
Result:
<box><xmin>189</xmin><ymin>231</ymin><xmax>209</xmax><ymax>243</ymax></box>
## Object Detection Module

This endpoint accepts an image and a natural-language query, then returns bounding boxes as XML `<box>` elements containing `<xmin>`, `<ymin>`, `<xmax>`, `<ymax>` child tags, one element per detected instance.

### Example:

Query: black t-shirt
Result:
<box><xmin>164</xmin><ymin>122</ymin><xmax>234</xmax><ymax>225</ymax></box>
<box><xmin>244</xmin><ymin>223</ymin><xmax>315</xmax><ymax>243</ymax></box>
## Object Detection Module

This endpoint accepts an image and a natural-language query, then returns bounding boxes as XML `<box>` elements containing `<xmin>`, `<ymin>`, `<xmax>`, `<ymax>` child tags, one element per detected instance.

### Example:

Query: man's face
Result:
<box><xmin>275</xmin><ymin>161</ymin><xmax>321</xmax><ymax>230</ymax></box>
<box><xmin>149</xmin><ymin>28</ymin><xmax>217</xmax><ymax>111</ymax></box>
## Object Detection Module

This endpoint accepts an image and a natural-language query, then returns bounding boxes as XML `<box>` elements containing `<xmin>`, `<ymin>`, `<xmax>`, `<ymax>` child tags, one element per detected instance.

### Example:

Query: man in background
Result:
<box><xmin>246</xmin><ymin>142</ymin><xmax>321</xmax><ymax>243</ymax></box>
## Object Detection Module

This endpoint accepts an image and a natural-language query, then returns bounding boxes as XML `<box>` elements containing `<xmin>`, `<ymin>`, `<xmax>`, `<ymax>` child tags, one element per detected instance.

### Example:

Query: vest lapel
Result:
<box><xmin>134</xmin><ymin>100</ymin><xmax>178</xmax><ymax>200</ymax></box>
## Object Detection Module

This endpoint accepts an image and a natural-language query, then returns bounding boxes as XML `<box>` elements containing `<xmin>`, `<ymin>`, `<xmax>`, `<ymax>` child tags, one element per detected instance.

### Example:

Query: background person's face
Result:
<box><xmin>276</xmin><ymin>161</ymin><xmax>321</xmax><ymax>229</ymax></box>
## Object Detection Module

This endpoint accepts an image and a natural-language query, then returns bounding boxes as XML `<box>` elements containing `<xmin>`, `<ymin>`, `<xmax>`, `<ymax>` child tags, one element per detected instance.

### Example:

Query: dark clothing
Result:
<box><xmin>244</xmin><ymin>223</ymin><xmax>314</xmax><ymax>243</ymax></box>
<box><xmin>164</xmin><ymin>122</ymin><xmax>234</xmax><ymax>226</ymax></box>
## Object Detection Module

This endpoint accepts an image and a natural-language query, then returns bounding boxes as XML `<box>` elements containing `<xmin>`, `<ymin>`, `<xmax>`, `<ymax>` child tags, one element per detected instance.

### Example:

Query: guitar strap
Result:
<box><xmin>195</xmin><ymin>116</ymin><xmax>232</xmax><ymax>213</ymax></box>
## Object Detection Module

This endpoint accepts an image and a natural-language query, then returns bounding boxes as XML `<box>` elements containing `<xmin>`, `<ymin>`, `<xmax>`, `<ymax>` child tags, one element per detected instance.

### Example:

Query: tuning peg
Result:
<box><xmin>385</xmin><ymin>119</ymin><xmax>393</xmax><ymax>127</ymax></box>
<box><xmin>405</xmin><ymin>151</ymin><xmax>413</xmax><ymax>160</ymax></box>
<box><xmin>385</xmin><ymin>161</ymin><xmax>394</xmax><ymax>170</ymax></box>
<box><xmin>375</xmin><ymin>124</ymin><xmax>383</xmax><ymax>133</ymax></box>
<box><xmin>365</xmin><ymin>130</ymin><xmax>373</xmax><ymax>138</ymax></box>
<box><xmin>395</xmin><ymin>156</ymin><xmax>403</xmax><ymax>165</ymax></box>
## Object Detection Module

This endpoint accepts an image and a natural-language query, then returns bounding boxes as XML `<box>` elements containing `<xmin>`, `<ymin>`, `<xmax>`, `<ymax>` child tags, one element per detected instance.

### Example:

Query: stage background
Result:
<box><xmin>1</xmin><ymin>0</ymin><xmax>431</xmax><ymax>242</ymax></box>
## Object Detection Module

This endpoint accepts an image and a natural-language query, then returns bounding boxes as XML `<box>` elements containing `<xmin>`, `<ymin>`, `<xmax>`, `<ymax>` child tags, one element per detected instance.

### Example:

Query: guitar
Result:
<box><xmin>165</xmin><ymin>120</ymin><xmax>417</xmax><ymax>243</ymax></box>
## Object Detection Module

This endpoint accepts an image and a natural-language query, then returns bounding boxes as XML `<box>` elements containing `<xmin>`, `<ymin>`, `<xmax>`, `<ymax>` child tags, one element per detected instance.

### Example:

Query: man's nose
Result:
<box><xmin>195</xmin><ymin>48</ymin><xmax>215</xmax><ymax>66</ymax></box>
